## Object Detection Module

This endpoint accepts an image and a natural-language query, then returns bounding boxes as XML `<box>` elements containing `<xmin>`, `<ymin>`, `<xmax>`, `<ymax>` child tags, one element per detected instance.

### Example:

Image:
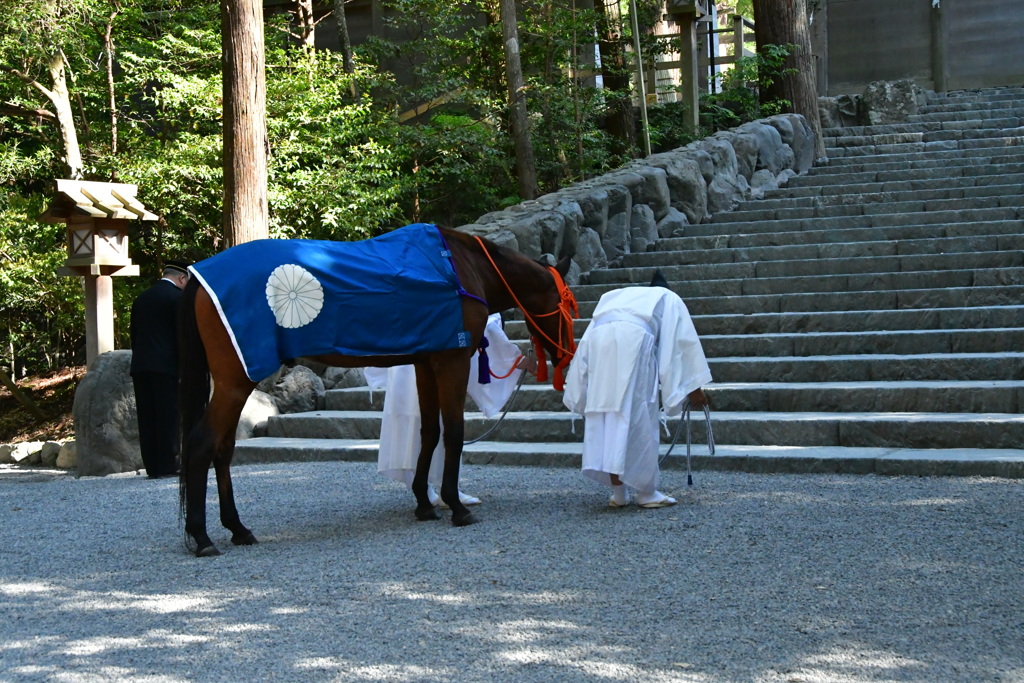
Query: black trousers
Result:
<box><xmin>132</xmin><ymin>372</ymin><xmax>180</xmax><ymax>477</ymax></box>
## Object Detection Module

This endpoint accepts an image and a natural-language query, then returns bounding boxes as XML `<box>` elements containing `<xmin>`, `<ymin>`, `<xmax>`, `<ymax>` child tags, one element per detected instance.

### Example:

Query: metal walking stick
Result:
<box><xmin>659</xmin><ymin>398</ymin><xmax>715</xmax><ymax>486</ymax></box>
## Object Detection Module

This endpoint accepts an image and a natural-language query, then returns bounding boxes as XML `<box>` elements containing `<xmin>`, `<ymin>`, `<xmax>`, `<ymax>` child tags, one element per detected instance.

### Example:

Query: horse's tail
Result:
<box><xmin>178</xmin><ymin>277</ymin><xmax>210</xmax><ymax>524</ymax></box>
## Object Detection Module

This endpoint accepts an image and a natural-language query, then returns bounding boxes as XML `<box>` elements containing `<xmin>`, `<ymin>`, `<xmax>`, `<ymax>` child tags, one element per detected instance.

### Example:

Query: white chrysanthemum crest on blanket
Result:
<box><xmin>265</xmin><ymin>264</ymin><xmax>325</xmax><ymax>329</ymax></box>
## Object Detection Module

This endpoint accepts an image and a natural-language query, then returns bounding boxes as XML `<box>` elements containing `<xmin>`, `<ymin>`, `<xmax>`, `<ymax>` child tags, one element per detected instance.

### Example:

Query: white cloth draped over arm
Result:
<box><xmin>468</xmin><ymin>313</ymin><xmax>524</xmax><ymax>418</ymax></box>
<box><xmin>656</xmin><ymin>293</ymin><xmax>712</xmax><ymax>417</ymax></box>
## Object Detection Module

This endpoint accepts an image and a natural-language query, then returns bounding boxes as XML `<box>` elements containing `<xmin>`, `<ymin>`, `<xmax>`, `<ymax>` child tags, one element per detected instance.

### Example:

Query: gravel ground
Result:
<box><xmin>1</xmin><ymin>461</ymin><xmax>1022</xmax><ymax>682</ymax></box>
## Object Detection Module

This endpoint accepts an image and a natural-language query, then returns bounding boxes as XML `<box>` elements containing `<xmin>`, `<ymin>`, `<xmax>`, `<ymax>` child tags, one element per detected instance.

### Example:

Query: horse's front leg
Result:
<box><xmin>439</xmin><ymin>416</ymin><xmax>475</xmax><ymax>527</ymax></box>
<box><xmin>435</xmin><ymin>355</ymin><xmax>476</xmax><ymax>527</ymax></box>
<box><xmin>412</xmin><ymin>363</ymin><xmax>442</xmax><ymax>521</ymax></box>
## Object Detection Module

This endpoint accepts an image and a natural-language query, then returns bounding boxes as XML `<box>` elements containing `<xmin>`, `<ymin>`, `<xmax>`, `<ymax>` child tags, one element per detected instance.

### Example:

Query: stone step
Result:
<box><xmin>326</xmin><ymin>379</ymin><xmax>1024</xmax><ymax>414</ymax></box>
<box><xmin>507</xmin><ymin>313</ymin><xmax>1024</xmax><ymax>350</ymax></box>
<box><xmin>712</xmin><ymin>195</ymin><xmax>1024</xmax><ymax>224</ymax></box>
<box><xmin>623</xmin><ymin>233</ymin><xmax>1024</xmax><ymax>270</ymax></box>
<box><xmin>701</xmin><ymin>207</ymin><xmax>1021</xmax><ymax>233</ymax></box>
<box><xmin>812</xmin><ymin>145</ymin><xmax>1024</xmax><ymax>172</ymax></box>
<box><xmin>656</xmin><ymin>220</ymin><xmax>1024</xmax><ymax>252</ymax></box>
<box><xmin>791</xmin><ymin>158</ymin><xmax>1024</xmax><ymax>184</ymax></box>
<box><xmin>231</xmin><ymin>438</ymin><xmax>1024</xmax><ymax>478</ymax></box>
<box><xmin>687</xmin><ymin>306</ymin><xmax>1024</xmax><ymax>335</ymax></box>
<box><xmin>915</xmin><ymin>99</ymin><xmax>1024</xmax><ymax>114</ymax></box>
<box><xmin>587</xmin><ymin>253</ymin><xmax>1024</xmax><ymax>288</ymax></box>
<box><xmin>262</xmin><ymin>409</ymin><xmax>1024</xmax><ymax>449</ymax></box>
<box><xmin>507</xmin><ymin>307</ymin><xmax>1024</xmax><ymax>341</ymax></box>
<box><xmin>572</xmin><ymin>284</ymin><xmax>1024</xmax><ymax>317</ymax></box>
<box><xmin>707</xmin><ymin>352</ymin><xmax>1024</xmax><ymax>383</ymax></box>
<box><xmin>825</xmin><ymin>126</ymin><xmax>1024</xmax><ymax>149</ymax></box>
<box><xmin>701</xmin><ymin>327</ymin><xmax>1024</xmax><ymax>356</ymax></box>
<box><xmin>823</xmin><ymin>118</ymin><xmax>1024</xmax><ymax>137</ymax></box>
<box><xmin>826</xmin><ymin>135</ymin><xmax>1024</xmax><ymax>159</ymax></box>
<box><xmin>745</xmin><ymin>182</ymin><xmax>1023</xmax><ymax>212</ymax></box>
<box><xmin>775</xmin><ymin>171</ymin><xmax>1024</xmax><ymax>198</ymax></box>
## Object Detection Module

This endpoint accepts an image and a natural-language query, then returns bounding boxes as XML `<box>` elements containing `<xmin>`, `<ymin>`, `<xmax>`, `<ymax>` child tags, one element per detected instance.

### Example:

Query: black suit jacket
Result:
<box><xmin>130</xmin><ymin>279</ymin><xmax>183</xmax><ymax>376</ymax></box>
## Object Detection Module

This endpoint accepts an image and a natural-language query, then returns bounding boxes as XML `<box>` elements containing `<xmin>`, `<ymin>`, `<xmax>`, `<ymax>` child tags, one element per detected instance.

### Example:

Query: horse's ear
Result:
<box><xmin>554</xmin><ymin>256</ymin><xmax>572</xmax><ymax>278</ymax></box>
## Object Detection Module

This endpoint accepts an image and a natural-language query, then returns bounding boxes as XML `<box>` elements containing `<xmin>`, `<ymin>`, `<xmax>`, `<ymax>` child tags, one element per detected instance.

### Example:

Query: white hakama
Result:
<box><xmin>563</xmin><ymin>287</ymin><xmax>712</xmax><ymax>495</ymax></box>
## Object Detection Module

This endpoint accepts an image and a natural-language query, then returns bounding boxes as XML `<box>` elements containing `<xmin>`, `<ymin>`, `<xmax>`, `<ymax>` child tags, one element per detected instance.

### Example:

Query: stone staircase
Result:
<box><xmin>236</xmin><ymin>87</ymin><xmax>1024</xmax><ymax>477</ymax></box>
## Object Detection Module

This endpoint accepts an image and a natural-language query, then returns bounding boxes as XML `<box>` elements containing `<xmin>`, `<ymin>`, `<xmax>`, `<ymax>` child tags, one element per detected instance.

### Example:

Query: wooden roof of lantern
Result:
<box><xmin>39</xmin><ymin>179</ymin><xmax>158</xmax><ymax>224</ymax></box>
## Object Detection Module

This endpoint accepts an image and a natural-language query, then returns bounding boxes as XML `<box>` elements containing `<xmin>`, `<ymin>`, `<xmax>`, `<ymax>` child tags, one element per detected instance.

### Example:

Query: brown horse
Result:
<box><xmin>177</xmin><ymin>227</ymin><xmax>577</xmax><ymax>557</ymax></box>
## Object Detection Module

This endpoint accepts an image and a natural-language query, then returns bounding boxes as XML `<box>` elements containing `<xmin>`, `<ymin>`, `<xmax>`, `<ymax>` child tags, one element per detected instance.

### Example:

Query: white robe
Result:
<box><xmin>364</xmin><ymin>313</ymin><xmax>524</xmax><ymax>487</ymax></box>
<box><xmin>562</xmin><ymin>287</ymin><xmax>712</xmax><ymax>493</ymax></box>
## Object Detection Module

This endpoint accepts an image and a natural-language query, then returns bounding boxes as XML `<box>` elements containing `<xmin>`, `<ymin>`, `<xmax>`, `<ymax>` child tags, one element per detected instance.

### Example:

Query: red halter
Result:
<box><xmin>473</xmin><ymin>236</ymin><xmax>578</xmax><ymax>391</ymax></box>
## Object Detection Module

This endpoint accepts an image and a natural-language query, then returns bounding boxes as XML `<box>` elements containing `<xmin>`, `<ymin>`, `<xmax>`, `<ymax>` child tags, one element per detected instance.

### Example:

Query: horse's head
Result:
<box><xmin>523</xmin><ymin>256</ymin><xmax>578</xmax><ymax>391</ymax></box>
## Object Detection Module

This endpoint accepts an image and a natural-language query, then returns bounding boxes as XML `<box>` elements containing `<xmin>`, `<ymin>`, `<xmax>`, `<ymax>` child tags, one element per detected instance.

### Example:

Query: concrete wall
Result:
<box><xmin>820</xmin><ymin>0</ymin><xmax>1024</xmax><ymax>95</ymax></box>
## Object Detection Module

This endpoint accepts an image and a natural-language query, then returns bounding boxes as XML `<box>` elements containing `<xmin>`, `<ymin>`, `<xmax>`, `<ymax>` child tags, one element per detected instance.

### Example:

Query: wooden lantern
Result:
<box><xmin>40</xmin><ymin>180</ymin><xmax>157</xmax><ymax>366</ymax></box>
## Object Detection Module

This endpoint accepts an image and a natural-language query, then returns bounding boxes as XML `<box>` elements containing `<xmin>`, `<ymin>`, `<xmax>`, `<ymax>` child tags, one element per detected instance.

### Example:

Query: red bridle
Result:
<box><xmin>473</xmin><ymin>236</ymin><xmax>578</xmax><ymax>391</ymax></box>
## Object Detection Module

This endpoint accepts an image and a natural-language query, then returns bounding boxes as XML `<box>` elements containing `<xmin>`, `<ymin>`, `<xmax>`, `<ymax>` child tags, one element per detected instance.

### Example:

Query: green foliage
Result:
<box><xmin>0</xmin><ymin>192</ymin><xmax>85</xmax><ymax>371</ymax></box>
<box><xmin>699</xmin><ymin>42</ymin><xmax>795</xmax><ymax>133</ymax></box>
<box><xmin>646</xmin><ymin>101</ymin><xmax>699</xmax><ymax>154</ymax></box>
<box><xmin>264</xmin><ymin>54</ymin><xmax>405</xmax><ymax>240</ymax></box>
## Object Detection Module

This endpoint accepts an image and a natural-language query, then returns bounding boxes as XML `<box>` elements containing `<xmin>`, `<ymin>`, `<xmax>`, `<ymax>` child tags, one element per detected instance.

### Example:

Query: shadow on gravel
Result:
<box><xmin>0</xmin><ymin>462</ymin><xmax>1021</xmax><ymax>681</ymax></box>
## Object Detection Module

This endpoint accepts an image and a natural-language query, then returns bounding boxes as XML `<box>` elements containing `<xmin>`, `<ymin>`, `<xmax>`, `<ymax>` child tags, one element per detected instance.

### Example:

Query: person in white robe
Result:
<box><xmin>364</xmin><ymin>313</ymin><xmax>530</xmax><ymax>506</ymax></box>
<box><xmin>562</xmin><ymin>280</ymin><xmax>711</xmax><ymax>508</ymax></box>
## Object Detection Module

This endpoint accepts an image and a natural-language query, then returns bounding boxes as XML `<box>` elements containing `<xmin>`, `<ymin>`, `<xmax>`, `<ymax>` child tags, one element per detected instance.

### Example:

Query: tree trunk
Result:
<box><xmin>498</xmin><ymin>0</ymin><xmax>538</xmax><ymax>200</ymax></box>
<box><xmin>104</xmin><ymin>14</ymin><xmax>118</xmax><ymax>156</ymax></box>
<box><xmin>332</xmin><ymin>0</ymin><xmax>354</xmax><ymax>73</ymax></box>
<box><xmin>593</xmin><ymin>0</ymin><xmax>635</xmax><ymax>155</ymax></box>
<box><xmin>752</xmin><ymin>0</ymin><xmax>826</xmax><ymax>160</ymax></box>
<box><xmin>221</xmin><ymin>0</ymin><xmax>269</xmax><ymax>246</ymax></box>
<box><xmin>46</xmin><ymin>53</ymin><xmax>83</xmax><ymax>179</ymax></box>
<box><xmin>296</xmin><ymin>0</ymin><xmax>315</xmax><ymax>54</ymax></box>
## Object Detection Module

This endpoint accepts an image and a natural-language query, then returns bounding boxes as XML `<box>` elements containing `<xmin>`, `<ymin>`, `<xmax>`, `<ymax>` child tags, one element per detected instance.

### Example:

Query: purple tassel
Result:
<box><xmin>477</xmin><ymin>337</ymin><xmax>491</xmax><ymax>384</ymax></box>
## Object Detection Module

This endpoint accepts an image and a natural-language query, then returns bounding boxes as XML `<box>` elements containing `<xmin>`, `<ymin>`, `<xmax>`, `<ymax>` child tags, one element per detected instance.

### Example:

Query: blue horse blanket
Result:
<box><xmin>189</xmin><ymin>224</ymin><xmax>473</xmax><ymax>381</ymax></box>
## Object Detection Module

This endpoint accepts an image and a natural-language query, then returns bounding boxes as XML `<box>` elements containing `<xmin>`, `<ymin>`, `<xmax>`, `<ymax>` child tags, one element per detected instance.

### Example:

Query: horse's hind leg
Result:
<box><xmin>184</xmin><ymin>385</ymin><xmax>253</xmax><ymax>556</ymax></box>
<box><xmin>182</xmin><ymin>417</ymin><xmax>220</xmax><ymax>556</ymax></box>
<box><xmin>208</xmin><ymin>387</ymin><xmax>257</xmax><ymax>546</ymax></box>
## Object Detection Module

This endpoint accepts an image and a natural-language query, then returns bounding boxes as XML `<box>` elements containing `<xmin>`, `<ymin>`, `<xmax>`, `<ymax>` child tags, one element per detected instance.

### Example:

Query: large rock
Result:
<box><xmin>56</xmin><ymin>440</ymin><xmax>77</xmax><ymax>469</ymax></box>
<box><xmin>261</xmin><ymin>364</ymin><xmax>324</xmax><ymax>414</ymax></box>
<box><xmin>630</xmin><ymin>204</ymin><xmax>658</xmax><ymax>253</ymax></box>
<box><xmin>72</xmin><ymin>350</ymin><xmax>141</xmax><ymax>476</ymax></box>
<box><xmin>574</xmin><ymin>227</ymin><xmax>608</xmax><ymax>273</ymax></box>
<box><xmin>9</xmin><ymin>441</ymin><xmax>44</xmax><ymax>465</ymax></box>
<box><xmin>39</xmin><ymin>441</ymin><xmax>62</xmax><ymax>467</ymax></box>
<box><xmin>737</xmin><ymin>121</ymin><xmax>787</xmax><ymax>175</ymax></box>
<box><xmin>321</xmin><ymin>367</ymin><xmax>367</xmax><ymax>390</ymax></box>
<box><xmin>237</xmin><ymin>390</ymin><xmax>279</xmax><ymax>440</ymax></box>
<box><xmin>656</xmin><ymin>207</ymin><xmax>690</xmax><ymax>238</ymax></box>
<box><xmin>862</xmin><ymin>79</ymin><xmax>926</xmax><ymax>125</ymax></box>
<box><xmin>818</xmin><ymin>94</ymin><xmax>861</xmax><ymax>128</ymax></box>
<box><xmin>767</xmin><ymin>113</ymin><xmax>815</xmax><ymax>173</ymax></box>
<box><xmin>645</xmin><ymin>153</ymin><xmax>708</xmax><ymax>225</ymax></box>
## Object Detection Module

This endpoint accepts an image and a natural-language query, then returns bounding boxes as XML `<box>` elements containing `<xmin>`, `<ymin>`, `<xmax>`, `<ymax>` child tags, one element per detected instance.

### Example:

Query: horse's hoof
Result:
<box><xmin>232</xmin><ymin>531</ymin><xmax>258</xmax><ymax>546</ymax></box>
<box><xmin>451</xmin><ymin>511</ymin><xmax>478</xmax><ymax>527</ymax></box>
<box><xmin>415</xmin><ymin>505</ymin><xmax>441</xmax><ymax>521</ymax></box>
<box><xmin>196</xmin><ymin>543</ymin><xmax>222</xmax><ymax>558</ymax></box>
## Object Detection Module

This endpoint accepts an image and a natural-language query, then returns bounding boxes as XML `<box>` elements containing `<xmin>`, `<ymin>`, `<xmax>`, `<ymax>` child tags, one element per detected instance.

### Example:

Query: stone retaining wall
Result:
<box><xmin>455</xmin><ymin>113</ymin><xmax>816</xmax><ymax>282</ymax></box>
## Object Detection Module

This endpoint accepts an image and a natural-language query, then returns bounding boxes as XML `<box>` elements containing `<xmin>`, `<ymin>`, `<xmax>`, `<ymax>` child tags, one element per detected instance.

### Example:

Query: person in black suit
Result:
<box><xmin>130</xmin><ymin>260</ymin><xmax>190</xmax><ymax>478</ymax></box>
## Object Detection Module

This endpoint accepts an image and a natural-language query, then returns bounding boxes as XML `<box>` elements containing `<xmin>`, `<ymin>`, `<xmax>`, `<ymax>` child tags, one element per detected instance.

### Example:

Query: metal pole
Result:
<box><xmin>629</xmin><ymin>0</ymin><xmax>651</xmax><ymax>157</ymax></box>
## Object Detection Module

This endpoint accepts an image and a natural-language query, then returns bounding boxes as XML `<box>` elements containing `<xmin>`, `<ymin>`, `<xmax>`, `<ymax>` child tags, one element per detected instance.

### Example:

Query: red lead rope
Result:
<box><xmin>473</xmin><ymin>236</ymin><xmax>578</xmax><ymax>391</ymax></box>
